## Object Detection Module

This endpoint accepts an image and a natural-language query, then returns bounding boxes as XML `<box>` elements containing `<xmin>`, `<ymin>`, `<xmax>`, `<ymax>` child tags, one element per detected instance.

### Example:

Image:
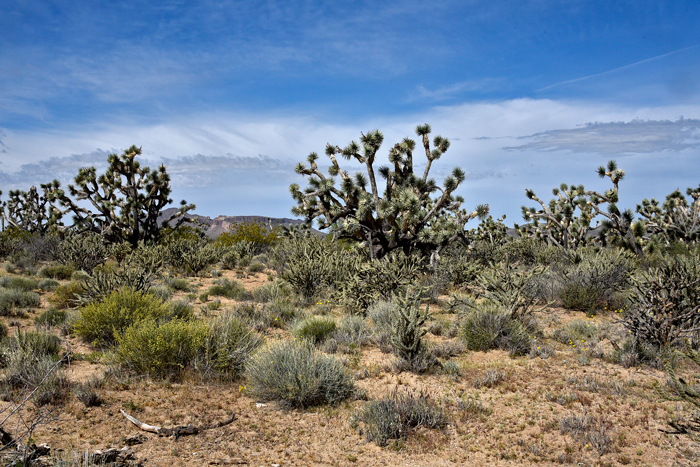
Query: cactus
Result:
<box><xmin>290</xmin><ymin>124</ymin><xmax>488</xmax><ymax>260</ymax></box>
<box><xmin>50</xmin><ymin>145</ymin><xmax>195</xmax><ymax>246</ymax></box>
<box><xmin>390</xmin><ymin>288</ymin><xmax>431</xmax><ymax>369</ymax></box>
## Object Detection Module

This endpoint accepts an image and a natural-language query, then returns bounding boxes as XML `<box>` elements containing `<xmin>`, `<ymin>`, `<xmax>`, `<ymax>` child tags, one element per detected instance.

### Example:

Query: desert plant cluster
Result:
<box><xmin>0</xmin><ymin>127</ymin><xmax>699</xmax><ymax>466</ymax></box>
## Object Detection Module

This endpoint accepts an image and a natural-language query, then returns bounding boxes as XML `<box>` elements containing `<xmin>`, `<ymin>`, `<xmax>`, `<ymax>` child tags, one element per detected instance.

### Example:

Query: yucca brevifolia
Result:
<box><xmin>636</xmin><ymin>185</ymin><xmax>700</xmax><ymax>245</ymax></box>
<box><xmin>0</xmin><ymin>182</ymin><xmax>66</xmax><ymax>235</ymax></box>
<box><xmin>290</xmin><ymin>124</ymin><xmax>488</xmax><ymax>260</ymax></box>
<box><xmin>51</xmin><ymin>145</ymin><xmax>195</xmax><ymax>246</ymax></box>
<box><xmin>517</xmin><ymin>183</ymin><xmax>595</xmax><ymax>250</ymax></box>
<box><xmin>586</xmin><ymin>160</ymin><xmax>644</xmax><ymax>256</ymax></box>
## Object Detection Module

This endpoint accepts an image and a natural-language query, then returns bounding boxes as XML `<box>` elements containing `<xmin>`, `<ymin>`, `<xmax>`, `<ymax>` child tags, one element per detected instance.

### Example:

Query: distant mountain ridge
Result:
<box><xmin>158</xmin><ymin>208</ymin><xmax>310</xmax><ymax>238</ymax></box>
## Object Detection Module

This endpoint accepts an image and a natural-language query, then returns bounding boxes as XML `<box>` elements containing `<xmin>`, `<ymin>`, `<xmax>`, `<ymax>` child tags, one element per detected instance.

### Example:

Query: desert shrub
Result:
<box><xmin>459</xmin><ymin>302</ymin><xmax>535</xmax><ymax>356</ymax></box>
<box><xmin>198</xmin><ymin>312</ymin><xmax>262</xmax><ymax>380</ymax></box>
<box><xmin>48</xmin><ymin>280</ymin><xmax>84</xmax><ymax>309</ymax></box>
<box><xmin>497</xmin><ymin>237</ymin><xmax>561</xmax><ymax>266</ymax></box>
<box><xmin>148</xmin><ymin>285</ymin><xmax>172</xmax><ymax>302</ymax></box>
<box><xmin>442</xmin><ymin>360</ymin><xmax>461</xmax><ymax>378</ymax></box>
<box><xmin>39</xmin><ymin>264</ymin><xmax>75</xmax><ymax>280</ymax></box>
<box><xmin>215</xmin><ymin>222</ymin><xmax>280</xmax><ymax>252</ymax></box>
<box><xmin>472</xmin><ymin>368</ymin><xmax>507</xmax><ymax>388</ymax></box>
<box><xmin>333</xmin><ymin>315</ymin><xmax>370</xmax><ymax>348</ymax></box>
<box><xmin>245</xmin><ymin>339</ymin><xmax>354</xmax><ymax>408</ymax></box>
<box><xmin>170</xmin><ymin>300</ymin><xmax>195</xmax><ymax>320</ymax></box>
<box><xmin>292</xmin><ymin>316</ymin><xmax>337</xmax><ymax>344</ymax></box>
<box><xmin>558</xmin><ymin>247</ymin><xmax>634</xmax><ymax>314</ymax></box>
<box><xmin>74</xmin><ymin>377</ymin><xmax>103</xmax><ymax>407</ymax></box>
<box><xmin>559</xmin><ymin>413</ymin><xmax>615</xmax><ymax>455</ymax></box>
<box><xmin>354</xmin><ymin>388</ymin><xmax>446</xmax><ymax>447</ymax></box>
<box><xmin>58</xmin><ymin>232</ymin><xmax>108</xmax><ymax>273</ymax></box>
<box><xmin>218</xmin><ymin>240</ymin><xmax>257</xmax><ymax>269</ymax></box>
<box><xmin>0</xmin><ymin>351</ymin><xmax>70</xmax><ymax>406</ymax></box>
<box><xmin>0</xmin><ymin>322</ymin><xmax>7</xmax><ymax>339</ymax></box>
<box><xmin>552</xmin><ymin>318</ymin><xmax>599</xmax><ymax>345</ymax></box>
<box><xmin>165</xmin><ymin>237</ymin><xmax>216</xmax><ymax>275</ymax></box>
<box><xmin>77</xmin><ymin>261</ymin><xmax>158</xmax><ymax>306</ymax></box>
<box><xmin>623</xmin><ymin>254</ymin><xmax>700</xmax><ymax>350</ymax></box>
<box><xmin>35</xmin><ymin>308</ymin><xmax>68</xmax><ymax>328</ymax></box>
<box><xmin>3</xmin><ymin>330</ymin><xmax>63</xmax><ymax>360</ymax></box>
<box><xmin>251</xmin><ymin>280</ymin><xmax>293</xmax><ymax>303</ymax></box>
<box><xmin>247</xmin><ymin>262</ymin><xmax>265</xmax><ymax>274</ymax></box>
<box><xmin>165</xmin><ymin>277</ymin><xmax>191</xmax><ymax>292</ymax></box>
<box><xmin>0</xmin><ymin>288</ymin><xmax>41</xmax><ymax>315</ymax></box>
<box><xmin>608</xmin><ymin>337</ymin><xmax>664</xmax><ymax>368</ymax></box>
<box><xmin>73</xmin><ymin>288</ymin><xmax>175</xmax><ymax>348</ymax></box>
<box><xmin>114</xmin><ymin>318</ymin><xmax>208</xmax><ymax>379</ymax></box>
<box><xmin>0</xmin><ymin>276</ymin><xmax>38</xmax><ymax>291</ymax></box>
<box><xmin>204</xmin><ymin>278</ymin><xmax>246</xmax><ymax>300</ymax></box>
<box><xmin>38</xmin><ymin>278</ymin><xmax>59</xmax><ymax>292</ymax></box>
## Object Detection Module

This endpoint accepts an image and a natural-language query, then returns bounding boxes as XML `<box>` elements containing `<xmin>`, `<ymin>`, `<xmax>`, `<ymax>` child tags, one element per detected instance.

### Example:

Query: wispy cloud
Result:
<box><xmin>503</xmin><ymin>118</ymin><xmax>700</xmax><ymax>155</ymax></box>
<box><xmin>410</xmin><ymin>79</ymin><xmax>501</xmax><ymax>102</ymax></box>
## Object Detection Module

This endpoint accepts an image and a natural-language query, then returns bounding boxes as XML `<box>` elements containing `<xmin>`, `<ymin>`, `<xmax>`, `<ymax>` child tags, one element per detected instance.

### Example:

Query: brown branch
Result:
<box><xmin>120</xmin><ymin>409</ymin><xmax>236</xmax><ymax>438</ymax></box>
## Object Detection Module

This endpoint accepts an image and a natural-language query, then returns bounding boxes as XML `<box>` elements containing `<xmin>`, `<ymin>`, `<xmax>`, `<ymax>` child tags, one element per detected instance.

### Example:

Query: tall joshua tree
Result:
<box><xmin>51</xmin><ymin>145</ymin><xmax>195</xmax><ymax>246</ymax></box>
<box><xmin>0</xmin><ymin>182</ymin><xmax>66</xmax><ymax>235</ymax></box>
<box><xmin>290</xmin><ymin>124</ymin><xmax>488</xmax><ymax>260</ymax></box>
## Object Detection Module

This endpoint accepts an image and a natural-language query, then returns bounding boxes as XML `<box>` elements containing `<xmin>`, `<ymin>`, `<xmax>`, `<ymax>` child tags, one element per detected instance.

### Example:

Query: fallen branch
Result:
<box><xmin>120</xmin><ymin>409</ymin><xmax>236</xmax><ymax>438</ymax></box>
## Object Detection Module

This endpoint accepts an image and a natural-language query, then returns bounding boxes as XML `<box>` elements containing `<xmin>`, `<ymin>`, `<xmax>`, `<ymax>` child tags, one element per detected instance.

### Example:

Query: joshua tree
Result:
<box><xmin>51</xmin><ymin>145</ymin><xmax>195</xmax><ymax>246</ymax></box>
<box><xmin>290</xmin><ymin>124</ymin><xmax>488</xmax><ymax>260</ymax></box>
<box><xmin>636</xmin><ymin>185</ymin><xmax>700</xmax><ymax>245</ymax></box>
<box><xmin>0</xmin><ymin>182</ymin><xmax>66</xmax><ymax>235</ymax></box>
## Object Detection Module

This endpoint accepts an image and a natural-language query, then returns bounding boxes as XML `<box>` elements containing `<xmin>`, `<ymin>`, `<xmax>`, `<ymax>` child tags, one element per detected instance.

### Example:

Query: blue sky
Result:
<box><xmin>1</xmin><ymin>0</ymin><xmax>700</xmax><ymax>226</ymax></box>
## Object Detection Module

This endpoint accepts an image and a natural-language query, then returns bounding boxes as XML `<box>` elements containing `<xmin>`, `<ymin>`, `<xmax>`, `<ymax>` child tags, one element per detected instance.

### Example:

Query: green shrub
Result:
<box><xmin>354</xmin><ymin>388</ymin><xmax>446</xmax><ymax>447</ymax></box>
<box><xmin>38</xmin><ymin>278</ymin><xmax>60</xmax><ymax>292</ymax></box>
<box><xmin>0</xmin><ymin>349</ymin><xmax>70</xmax><ymax>406</ymax></box>
<box><xmin>245</xmin><ymin>339</ymin><xmax>354</xmax><ymax>408</ymax></box>
<box><xmin>73</xmin><ymin>288</ymin><xmax>175</xmax><ymax>348</ymax></box>
<box><xmin>215</xmin><ymin>222</ymin><xmax>280</xmax><ymax>252</ymax></box>
<box><xmin>206</xmin><ymin>278</ymin><xmax>247</xmax><ymax>300</ymax></box>
<box><xmin>0</xmin><ymin>288</ymin><xmax>41</xmax><ymax>315</ymax></box>
<box><xmin>552</xmin><ymin>318</ymin><xmax>599</xmax><ymax>345</ymax></box>
<box><xmin>459</xmin><ymin>302</ymin><xmax>534</xmax><ymax>356</ymax></box>
<box><xmin>331</xmin><ymin>315</ymin><xmax>370</xmax><ymax>350</ymax></box>
<box><xmin>4</xmin><ymin>330</ymin><xmax>63</xmax><ymax>360</ymax></box>
<box><xmin>165</xmin><ymin>278</ymin><xmax>192</xmax><ymax>292</ymax></box>
<box><xmin>560</xmin><ymin>283</ymin><xmax>604</xmax><ymax>314</ymax></box>
<box><xmin>292</xmin><ymin>316</ymin><xmax>337</xmax><ymax>344</ymax></box>
<box><xmin>58</xmin><ymin>232</ymin><xmax>108</xmax><ymax>273</ymax></box>
<box><xmin>251</xmin><ymin>280</ymin><xmax>293</xmax><ymax>303</ymax></box>
<box><xmin>199</xmin><ymin>312</ymin><xmax>262</xmax><ymax>380</ymax></box>
<box><xmin>39</xmin><ymin>264</ymin><xmax>75</xmax><ymax>280</ymax></box>
<box><xmin>74</xmin><ymin>377</ymin><xmax>103</xmax><ymax>407</ymax></box>
<box><xmin>35</xmin><ymin>308</ymin><xmax>68</xmax><ymax>328</ymax></box>
<box><xmin>49</xmin><ymin>280</ymin><xmax>84</xmax><ymax>309</ymax></box>
<box><xmin>0</xmin><ymin>276</ymin><xmax>38</xmax><ymax>291</ymax></box>
<box><xmin>247</xmin><ymin>262</ymin><xmax>265</xmax><ymax>274</ymax></box>
<box><xmin>114</xmin><ymin>318</ymin><xmax>209</xmax><ymax>379</ymax></box>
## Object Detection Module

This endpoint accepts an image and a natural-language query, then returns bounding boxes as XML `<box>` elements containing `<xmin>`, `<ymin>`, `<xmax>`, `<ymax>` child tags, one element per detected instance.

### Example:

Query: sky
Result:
<box><xmin>1</xmin><ymin>0</ymin><xmax>700</xmax><ymax>228</ymax></box>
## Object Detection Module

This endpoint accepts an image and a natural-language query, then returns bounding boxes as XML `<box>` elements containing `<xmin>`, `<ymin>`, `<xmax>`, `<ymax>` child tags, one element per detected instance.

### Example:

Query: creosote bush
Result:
<box><xmin>354</xmin><ymin>387</ymin><xmax>446</xmax><ymax>447</ymax></box>
<box><xmin>245</xmin><ymin>339</ymin><xmax>354</xmax><ymax>408</ymax></box>
<box><xmin>73</xmin><ymin>288</ymin><xmax>180</xmax><ymax>348</ymax></box>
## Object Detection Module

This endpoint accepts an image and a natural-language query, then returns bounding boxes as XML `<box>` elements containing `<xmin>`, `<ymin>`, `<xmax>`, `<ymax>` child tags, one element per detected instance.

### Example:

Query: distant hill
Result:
<box><xmin>158</xmin><ymin>208</ymin><xmax>313</xmax><ymax>238</ymax></box>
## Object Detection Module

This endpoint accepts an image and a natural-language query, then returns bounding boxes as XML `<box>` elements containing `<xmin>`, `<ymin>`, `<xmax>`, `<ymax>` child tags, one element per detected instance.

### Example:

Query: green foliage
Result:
<box><xmin>215</xmin><ymin>222</ymin><xmax>280</xmax><ymax>252</ymax></box>
<box><xmin>199</xmin><ymin>312</ymin><xmax>262</xmax><ymax>381</ymax></box>
<box><xmin>35</xmin><ymin>308</ymin><xmax>68</xmax><ymax>328</ymax></box>
<box><xmin>292</xmin><ymin>316</ymin><xmax>337</xmax><ymax>344</ymax></box>
<box><xmin>1</xmin><ymin>182</ymin><xmax>65</xmax><ymax>235</ymax></box>
<box><xmin>58</xmin><ymin>232</ymin><xmax>109</xmax><ymax>273</ymax></box>
<box><xmin>472</xmin><ymin>261</ymin><xmax>547</xmax><ymax>319</ymax></box>
<box><xmin>247</xmin><ymin>262</ymin><xmax>265</xmax><ymax>273</ymax></box>
<box><xmin>50</xmin><ymin>145</ymin><xmax>195</xmax><ymax>246</ymax></box>
<box><xmin>637</xmin><ymin>184</ymin><xmax>700</xmax><ymax>245</ymax></box>
<box><xmin>275</xmin><ymin>235</ymin><xmax>356</xmax><ymax>300</ymax></box>
<box><xmin>389</xmin><ymin>289</ymin><xmax>431</xmax><ymax>371</ymax></box>
<box><xmin>459</xmin><ymin>302</ymin><xmax>535</xmax><ymax>356</ymax></box>
<box><xmin>49</xmin><ymin>280</ymin><xmax>84</xmax><ymax>309</ymax></box>
<box><xmin>245</xmin><ymin>339</ymin><xmax>355</xmax><ymax>408</ymax></box>
<box><xmin>251</xmin><ymin>280</ymin><xmax>293</xmax><ymax>303</ymax></box>
<box><xmin>622</xmin><ymin>254</ymin><xmax>700</xmax><ymax>349</ymax></box>
<box><xmin>165</xmin><ymin>277</ymin><xmax>192</xmax><ymax>292</ymax></box>
<box><xmin>204</xmin><ymin>278</ymin><xmax>247</xmax><ymax>300</ymax></box>
<box><xmin>558</xmin><ymin>247</ymin><xmax>634</xmax><ymax>314</ymax></box>
<box><xmin>334</xmin><ymin>251</ymin><xmax>425</xmax><ymax>314</ymax></box>
<box><xmin>0</xmin><ymin>276</ymin><xmax>38</xmax><ymax>291</ymax></box>
<box><xmin>354</xmin><ymin>388</ymin><xmax>446</xmax><ymax>447</ymax></box>
<box><xmin>114</xmin><ymin>319</ymin><xmax>209</xmax><ymax>379</ymax></box>
<box><xmin>165</xmin><ymin>237</ymin><xmax>216</xmax><ymax>275</ymax></box>
<box><xmin>290</xmin><ymin>124</ymin><xmax>488</xmax><ymax>259</ymax></box>
<box><xmin>552</xmin><ymin>318</ymin><xmax>599</xmax><ymax>345</ymax></box>
<box><xmin>39</xmin><ymin>264</ymin><xmax>75</xmax><ymax>280</ymax></box>
<box><xmin>73</xmin><ymin>288</ymin><xmax>176</xmax><ymax>348</ymax></box>
<box><xmin>38</xmin><ymin>279</ymin><xmax>59</xmax><ymax>292</ymax></box>
<box><xmin>218</xmin><ymin>240</ymin><xmax>256</xmax><ymax>269</ymax></box>
<box><xmin>0</xmin><ymin>288</ymin><xmax>41</xmax><ymax>315</ymax></box>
